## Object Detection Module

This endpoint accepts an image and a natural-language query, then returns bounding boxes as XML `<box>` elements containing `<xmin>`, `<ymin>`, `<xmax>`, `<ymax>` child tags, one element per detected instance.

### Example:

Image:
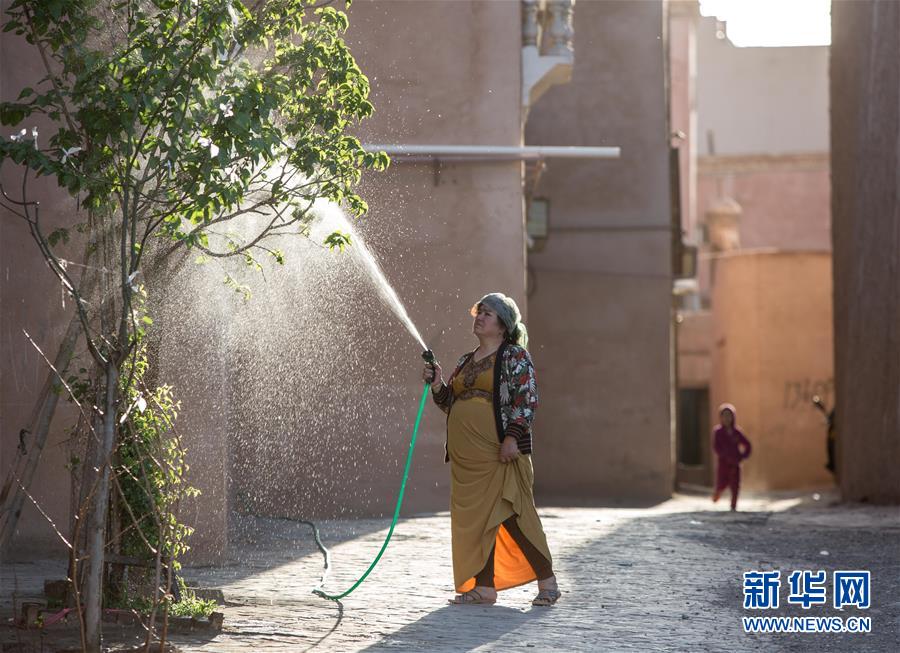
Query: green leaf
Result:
<box><xmin>0</xmin><ymin>103</ymin><xmax>28</xmax><ymax>125</ymax></box>
<box><xmin>47</xmin><ymin>228</ymin><xmax>70</xmax><ymax>247</ymax></box>
<box><xmin>324</xmin><ymin>231</ymin><xmax>352</xmax><ymax>252</ymax></box>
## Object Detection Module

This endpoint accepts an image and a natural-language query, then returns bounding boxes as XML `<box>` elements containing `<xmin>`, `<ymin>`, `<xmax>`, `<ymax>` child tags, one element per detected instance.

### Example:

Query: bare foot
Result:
<box><xmin>538</xmin><ymin>575</ymin><xmax>558</xmax><ymax>591</ymax></box>
<box><xmin>449</xmin><ymin>586</ymin><xmax>497</xmax><ymax>604</ymax></box>
<box><xmin>474</xmin><ymin>585</ymin><xmax>497</xmax><ymax>600</ymax></box>
<box><xmin>533</xmin><ymin>576</ymin><xmax>562</xmax><ymax>606</ymax></box>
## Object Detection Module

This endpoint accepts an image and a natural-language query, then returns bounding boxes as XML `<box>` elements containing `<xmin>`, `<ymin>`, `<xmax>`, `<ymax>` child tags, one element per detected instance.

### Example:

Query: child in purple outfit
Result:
<box><xmin>712</xmin><ymin>403</ymin><xmax>752</xmax><ymax>511</ymax></box>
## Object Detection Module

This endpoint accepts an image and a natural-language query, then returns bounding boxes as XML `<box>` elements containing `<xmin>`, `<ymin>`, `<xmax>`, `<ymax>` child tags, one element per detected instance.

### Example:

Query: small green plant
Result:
<box><xmin>168</xmin><ymin>578</ymin><xmax>217</xmax><ymax>619</ymax></box>
<box><xmin>117</xmin><ymin>333</ymin><xmax>197</xmax><ymax>561</ymax></box>
<box><xmin>108</xmin><ymin>576</ymin><xmax>216</xmax><ymax>620</ymax></box>
<box><xmin>45</xmin><ymin>597</ymin><xmax>64</xmax><ymax>611</ymax></box>
<box><xmin>106</xmin><ymin>316</ymin><xmax>203</xmax><ymax>622</ymax></box>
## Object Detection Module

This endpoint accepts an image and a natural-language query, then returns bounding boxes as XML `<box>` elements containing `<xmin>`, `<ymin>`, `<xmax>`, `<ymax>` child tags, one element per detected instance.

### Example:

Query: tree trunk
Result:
<box><xmin>106</xmin><ymin>450</ymin><xmax>125</xmax><ymax>607</ymax></box>
<box><xmin>83</xmin><ymin>361</ymin><xmax>120</xmax><ymax>653</ymax></box>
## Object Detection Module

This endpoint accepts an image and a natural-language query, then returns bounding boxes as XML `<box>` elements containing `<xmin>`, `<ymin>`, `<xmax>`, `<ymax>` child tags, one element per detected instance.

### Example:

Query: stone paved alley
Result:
<box><xmin>2</xmin><ymin>491</ymin><xmax>898</xmax><ymax>652</ymax></box>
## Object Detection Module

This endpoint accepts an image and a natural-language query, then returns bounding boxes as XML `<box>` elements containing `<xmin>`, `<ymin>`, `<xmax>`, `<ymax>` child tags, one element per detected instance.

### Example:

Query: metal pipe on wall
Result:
<box><xmin>363</xmin><ymin>144</ymin><xmax>621</xmax><ymax>161</ymax></box>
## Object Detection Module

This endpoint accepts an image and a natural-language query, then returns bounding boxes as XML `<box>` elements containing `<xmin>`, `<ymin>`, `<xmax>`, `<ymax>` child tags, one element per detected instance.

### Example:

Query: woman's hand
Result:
<box><xmin>499</xmin><ymin>436</ymin><xmax>520</xmax><ymax>463</ymax></box>
<box><xmin>423</xmin><ymin>360</ymin><xmax>443</xmax><ymax>389</ymax></box>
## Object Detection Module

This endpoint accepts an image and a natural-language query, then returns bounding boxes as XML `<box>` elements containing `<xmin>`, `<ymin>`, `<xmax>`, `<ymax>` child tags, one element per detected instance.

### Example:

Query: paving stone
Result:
<box><xmin>2</xmin><ymin>491</ymin><xmax>897</xmax><ymax>651</ymax></box>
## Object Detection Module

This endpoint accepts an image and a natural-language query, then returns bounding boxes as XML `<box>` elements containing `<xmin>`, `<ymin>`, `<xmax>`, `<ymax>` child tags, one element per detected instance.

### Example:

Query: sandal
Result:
<box><xmin>532</xmin><ymin>588</ymin><xmax>562</xmax><ymax>607</ymax></box>
<box><xmin>448</xmin><ymin>588</ymin><xmax>497</xmax><ymax>605</ymax></box>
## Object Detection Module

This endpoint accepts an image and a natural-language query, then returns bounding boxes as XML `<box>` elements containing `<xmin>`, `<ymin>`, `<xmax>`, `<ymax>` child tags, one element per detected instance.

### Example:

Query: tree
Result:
<box><xmin>0</xmin><ymin>1</ymin><xmax>386</xmax><ymax>650</ymax></box>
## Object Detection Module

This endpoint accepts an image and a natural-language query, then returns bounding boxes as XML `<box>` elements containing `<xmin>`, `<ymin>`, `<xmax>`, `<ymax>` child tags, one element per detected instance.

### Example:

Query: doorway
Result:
<box><xmin>676</xmin><ymin>387</ymin><xmax>713</xmax><ymax>488</ymax></box>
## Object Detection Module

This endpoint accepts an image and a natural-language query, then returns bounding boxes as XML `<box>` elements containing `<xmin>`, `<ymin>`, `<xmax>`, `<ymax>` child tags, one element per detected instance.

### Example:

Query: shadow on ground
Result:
<box><xmin>360</xmin><ymin>604</ymin><xmax>555</xmax><ymax>652</ymax></box>
<box><xmin>358</xmin><ymin>499</ymin><xmax>898</xmax><ymax>652</ymax></box>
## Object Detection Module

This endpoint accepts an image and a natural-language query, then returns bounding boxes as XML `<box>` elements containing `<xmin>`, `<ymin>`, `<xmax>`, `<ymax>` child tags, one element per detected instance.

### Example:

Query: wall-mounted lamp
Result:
<box><xmin>527</xmin><ymin>197</ymin><xmax>549</xmax><ymax>252</ymax></box>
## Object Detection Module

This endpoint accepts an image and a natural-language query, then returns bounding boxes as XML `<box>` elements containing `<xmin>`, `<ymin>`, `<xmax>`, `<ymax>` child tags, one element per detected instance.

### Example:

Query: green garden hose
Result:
<box><xmin>312</xmin><ymin>381</ymin><xmax>431</xmax><ymax>601</ymax></box>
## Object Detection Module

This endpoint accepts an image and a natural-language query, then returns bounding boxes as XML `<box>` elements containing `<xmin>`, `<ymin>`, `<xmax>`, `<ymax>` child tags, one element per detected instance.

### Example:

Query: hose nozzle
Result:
<box><xmin>422</xmin><ymin>350</ymin><xmax>436</xmax><ymax>384</ymax></box>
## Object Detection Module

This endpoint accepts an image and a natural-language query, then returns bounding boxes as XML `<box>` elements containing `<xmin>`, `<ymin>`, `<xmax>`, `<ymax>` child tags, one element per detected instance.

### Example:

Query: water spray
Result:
<box><xmin>311</xmin><ymin>349</ymin><xmax>436</xmax><ymax>601</ymax></box>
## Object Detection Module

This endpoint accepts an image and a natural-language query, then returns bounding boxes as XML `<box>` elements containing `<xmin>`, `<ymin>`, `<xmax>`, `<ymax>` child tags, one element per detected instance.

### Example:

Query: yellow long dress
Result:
<box><xmin>448</xmin><ymin>352</ymin><xmax>553</xmax><ymax>592</ymax></box>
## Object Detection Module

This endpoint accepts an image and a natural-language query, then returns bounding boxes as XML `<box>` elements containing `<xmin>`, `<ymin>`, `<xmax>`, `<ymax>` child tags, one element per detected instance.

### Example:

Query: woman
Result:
<box><xmin>423</xmin><ymin>292</ymin><xmax>560</xmax><ymax>606</ymax></box>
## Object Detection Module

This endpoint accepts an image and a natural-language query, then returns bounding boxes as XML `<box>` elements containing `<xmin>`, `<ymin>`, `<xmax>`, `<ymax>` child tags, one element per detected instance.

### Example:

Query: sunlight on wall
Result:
<box><xmin>700</xmin><ymin>0</ymin><xmax>831</xmax><ymax>48</ymax></box>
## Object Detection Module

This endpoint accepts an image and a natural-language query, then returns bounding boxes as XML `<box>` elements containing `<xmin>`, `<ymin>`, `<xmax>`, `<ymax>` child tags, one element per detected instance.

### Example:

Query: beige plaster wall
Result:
<box><xmin>710</xmin><ymin>251</ymin><xmax>834</xmax><ymax>491</ymax></box>
<box><xmin>525</xmin><ymin>0</ymin><xmax>674</xmax><ymax>502</ymax></box>
<box><xmin>830</xmin><ymin>0</ymin><xmax>900</xmax><ymax>503</ymax></box>
<box><xmin>175</xmin><ymin>0</ymin><xmax>529</xmax><ymax>560</ymax></box>
<box><xmin>1</xmin><ymin>0</ymin><xmax>527</xmax><ymax>563</ymax></box>
<box><xmin>696</xmin><ymin>16</ymin><xmax>829</xmax><ymax>156</ymax></box>
<box><xmin>669</xmin><ymin>1</ymin><xmax>699</xmax><ymax>238</ymax></box>
<box><xmin>0</xmin><ymin>20</ymin><xmax>83</xmax><ymax>558</ymax></box>
<box><xmin>677</xmin><ymin>310</ymin><xmax>712</xmax><ymax>389</ymax></box>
